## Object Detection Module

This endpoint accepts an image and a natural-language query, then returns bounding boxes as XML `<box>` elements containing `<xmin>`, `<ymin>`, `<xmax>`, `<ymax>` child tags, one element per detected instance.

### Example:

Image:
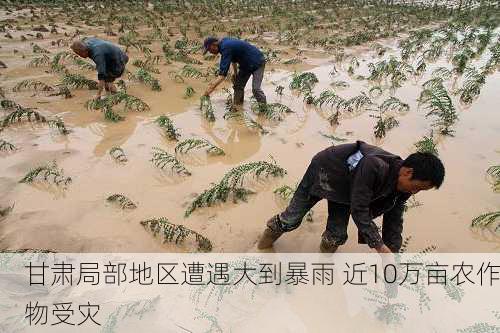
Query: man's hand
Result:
<box><xmin>203</xmin><ymin>86</ymin><xmax>213</xmax><ymax>97</ymax></box>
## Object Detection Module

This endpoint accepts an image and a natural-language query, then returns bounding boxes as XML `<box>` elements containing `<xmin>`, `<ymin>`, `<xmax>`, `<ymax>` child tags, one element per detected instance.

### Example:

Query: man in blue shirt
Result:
<box><xmin>71</xmin><ymin>38</ymin><xmax>129</xmax><ymax>99</ymax></box>
<box><xmin>203</xmin><ymin>37</ymin><xmax>266</xmax><ymax>105</ymax></box>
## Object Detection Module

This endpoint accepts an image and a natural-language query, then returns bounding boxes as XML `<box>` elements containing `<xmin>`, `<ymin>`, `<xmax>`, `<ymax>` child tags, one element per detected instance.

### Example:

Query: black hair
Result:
<box><xmin>402</xmin><ymin>152</ymin><xmax>445</xmax><ymax>189</ymax></box>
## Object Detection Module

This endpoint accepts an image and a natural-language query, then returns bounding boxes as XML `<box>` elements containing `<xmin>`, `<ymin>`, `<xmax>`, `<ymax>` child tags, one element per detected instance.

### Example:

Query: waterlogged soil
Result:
<box><xmin>0</xmin><ymin>16</ymin><xmax>499</xmax><ymax>253</ymax></box>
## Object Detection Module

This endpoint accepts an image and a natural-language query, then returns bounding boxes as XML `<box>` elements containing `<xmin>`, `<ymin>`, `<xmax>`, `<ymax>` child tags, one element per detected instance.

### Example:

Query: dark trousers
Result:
<box><xmin>278</xmin><ymin>164</ymin><xmax>351</xmax><ymax>246</ymax></box>
<box><xmin>233</xmin><ymin>63</ymin><xmax>267</xmax><ymax>104</ymax></box>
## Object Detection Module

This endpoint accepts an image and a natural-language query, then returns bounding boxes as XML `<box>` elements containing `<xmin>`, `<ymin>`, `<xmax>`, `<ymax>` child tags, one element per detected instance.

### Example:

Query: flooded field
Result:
<box><xmin>0</xmin><ymin>1</ymin><xmax>499</xmax><ymax>253</ymax></box>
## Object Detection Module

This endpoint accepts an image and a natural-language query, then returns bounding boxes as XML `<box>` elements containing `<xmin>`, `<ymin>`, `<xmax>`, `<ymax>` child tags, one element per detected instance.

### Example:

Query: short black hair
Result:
<box><xmin>402</xmin><ymin>152</ymin><xmax>445</xmax><ymax>189</ymax></box>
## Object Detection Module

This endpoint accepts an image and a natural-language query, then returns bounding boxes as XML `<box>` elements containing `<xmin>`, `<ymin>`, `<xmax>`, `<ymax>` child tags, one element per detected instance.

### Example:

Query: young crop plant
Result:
<box><xmin>414</xmin><ymin>135</ymin><xmax>439</xmax><ymax>156</ymax></box>
<box><xmin>184</xmin><ymin>86</ymin><xmax>195</xmax><ymax>99</ymax></box>
<box><xmin>251</xmin><ymin>102</ymin><xmax>293</xmax><ymax>121</ymax></box>
<box><xmin>109</xmin><ymin>147</ymin><xmax>128</xmax><ymax>163</ymax></box>
<box><xmin>338</xmin><ymin>92</ymin><xmax>374</xmax><ymax>113</ymax></box>
<box><xmin>289</xmin><ymin>72</ymin><xmax>319</xmax><ymax>93</ymax></box>
<box><xmin>107</xmin><ymin>194</ymin><xmax>137</xmax><ymax>209</ymax></box>
<box><xmin>379</xmin><ymin>97</ymin><xmax>410</xmax><ymax>113</ymax></box>
<box><xmin>140</xmin><ymin>217</ymin><xmax>212</xmax><ymax>252</ymax></box>
<box><xmin>150</xmin><ymin>147</ymin><xmax>191</xmax><ymax>176</ymax></box>
<box><xmin>13</xmin><ymin>80</ymin><xmax>54</xmax><ymax>92</ymax></box>
<box><xmin>19</xmin><ymin>161</ymin><xmax>72</xmax><ymax>187</ymax></box>
<box><xmin>418</xmin><ymin>81</ymin><xmax>457</xmax><ymax>135</ymax></box>
<box><xmin>129</xmin><ymin>68</ymin><xmax>161</xmax><ymax>91</ymax></box>
<box><xmin>180</xmin><ymin>65</ymin><xmax>204</xmax><ymax>78</ymax></box>
<box><xmin>48</xmin><ymin>85</ymin><xmax>72</xmax><ymax>99</ymax></box>
<box><xmin>456</xmin><ymin>67</ymin><xmax>486</xmax><ymax>104</ymax></box>
<box><xmin>155</xmin><ymin>115</ymin><xmax>180</xmax><ymax>140</ymax></box>
<box><xmin>86</xmin><ymin>91</ymin><xmax>150</xmax><ymax>112</ymax></box>
<box><xmin>347</xmin><ymin>57</ymin><xmax>359</xmax><ymax>75</ymax></box>
<box><xmin>312</xmin><ymin>90</ymin><xmax>344</xmax><ymax>108</ymax></box>
<box><xmin>47</xmin><ymin>117</ymin><xmax>70</xmax><ymax>135</ymax></box>
<box><xmin>61</xmin><ymin>73</ymin><xmax>98</xmax><ymax>90</ymax></box>
<box><xmin>175</xmin><ymin>138</ymin><xmax>225</xmax><ymax>156</ymax></box>
<box><xmin>372</xmin><ymin>113</ymin><xmax>399</xmax><ymax>139</ymax></box>
<box><xmin>185</xmin><ymin>158</ymin><xmax>286</xmax><ymax>217</ymax></box>
<box><xmin>28</xmin><ymin>54</ymin><xmax>50</xmax><ymax>67</ymax></box>
<box><xmin>132</xmin><ymin>59</ymin><xmax>160</xmax><ymax>74</ymax></box>
<box><xmin>486</xmin><ymin>165</ymin><xmax>500</xmax><ymax>193</ymax></box>
<box><xmin>472</xmin><ymin>212</ymin><xmax>500</xmax><ymax>232</ymax></box>
<box><xmin>0</xmin><ymin>138</ymin><xmax>16</xmax><ymax>152</ymax></box>
<box><xmin>200</xmin><ymin>96</ymin><xmax>215</xmax><ymax>122</ymax></box>
<box><xmin>1</xmin><ymin>107</ymin><xmax>47</xmax><ymax>128</ymax></box>
<box><xmin>223</xmin><ymin>111</ymin><xmax>269</xmax><ymax>135</ymax></box>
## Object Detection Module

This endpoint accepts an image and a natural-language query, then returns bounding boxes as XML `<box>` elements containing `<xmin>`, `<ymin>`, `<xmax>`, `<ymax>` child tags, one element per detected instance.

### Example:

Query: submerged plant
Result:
<box><xmin>184</xmin><ymin>86</ymin><xmax>195</xmax><ymax>99</ymax></box>
<box><xmin>418</xmin><ymin>81</ymin><xmax>457</xmax><ymax>135</ymax></box>
<box><xmin>150</xmin><ymin>147</ymin><xmax>191</xmax><ymax>176</ymax></box>
<box><xmin>129</xmin><ymin>68</ymin><xmax>161</xmax><ymax>91</ymax></box>
<box><xmin>414</xmin><ymin>135</ymin><xmax>438</xmax><ymax>156</ymax></box>
<box><xmin>28</xmin><ymin>54</ymin><xmax>50</xmax><ymax>67</ymax></box>
<box><xmin>155</xmin><ymin>115</ymin><xmax>180</xmax><ymax>140</ymax></box>
<box><xmin>373</xmin><ymin>114</ymin><xmax>399</xmax><ymax>138</ymax></box>
<box><xmin>289</xmin><ymin>72</ymin><xmax>318</xmax><ymax>93</ymax></box>
<box><xmin>175</xmin><ymin>138</ymin><xmax>225</xmax><ymax>156</ymax></box>
<box><xmin>107</xmin><ymin>194</ymin><xmax>137</xmax><ymax>209</ymax></box>
<box><xmin>1</xmin><ymin>107</ymin><xmax>47</xmax><ymax>128</ymax></box>
<box><xmin>13</xmin><ymin>79</ymin><xmax>53</xmax><ymax>92</ymax></box>
<box><xmin>61</xmin><ymin>73</ymin><xmax>98</xmax><ymax>90</ymax></box>
<box><xmin>486</xmin><ymin>165</ymin><xmax>500</xmax><ymax>193</ymax></box>
<box><xmin>140</xmin><ymin>217</ymin><xmax>212</xmax><ymax>252</ymax></box>
<box><xmin>185</xmin><ymin>158</ymin><xmax>286</xmax><ymax>217</ymax></box>
<box><xmin>86</xmin><ymin>91</ymin><xmax>150</xmax><ymax>112</ymax></box>
<box><xmin>19</xmin><ymin>161</ymin><xmax>71</xmax><ymax>187</ymax></box>
<box><xmin>251</xmin><ymin>102</ymin><xmax>293</xmax><ymax>121</ymax></box>
<box><xmin>200</xmin><ymin>96</ymin><xmax>215</xmax><ymax>122</ymax></box>
<box><xmin>0</xmin><ymin>138</ymin><xmax>16</xmax><ymax>152</ymax></box>
<box><xmin>457</xmin><ymin>67</ymin><xmax>486</xmax><ymax>104</ymax></box>
<box><xmin>472</xmin><ymin>212</ymin><xmax>500</xmax><ymax>232</ymax></box>
<box><xmin>379</xmin><ymin>97</ymin><xmax>410</xmax><ymax>113</ymax></box>
<box><xmin>47</xmin><ymin>117</ymin><xmax>70</xmax><ymax>135</ymax></box>
<box><xmin>109</xmin><ymin>147</ymin><xmax>127</xmax><ymax>162</ymax></box>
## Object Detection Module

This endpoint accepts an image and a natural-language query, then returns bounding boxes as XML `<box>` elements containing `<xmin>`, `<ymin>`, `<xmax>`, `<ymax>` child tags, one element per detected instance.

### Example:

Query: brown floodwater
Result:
<box><xmin>0</xmin><ymin>19</ymin><xmax>499</xmax><ymax>253</ymax></box>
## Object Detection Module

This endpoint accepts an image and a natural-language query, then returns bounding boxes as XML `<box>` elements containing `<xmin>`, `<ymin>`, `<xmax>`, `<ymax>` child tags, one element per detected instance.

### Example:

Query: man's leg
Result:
<box><xmin>233</xmin><ymin>69</ymin><xmax>251</xmax><ymax>105</ymax></box>
<box><xmin>258</xmin><ymin>162</ymin><xmax>319</xmax><ymax>249</ymax></box>
<box><xmin>251</xmin><ymin>63</ymin><xmax>267</xmax><ymax>104</ymax></box>
<box><xmin>320</xmin><ymin>201</ymin><xmax>351</xmax><ymax>252</ymax></box>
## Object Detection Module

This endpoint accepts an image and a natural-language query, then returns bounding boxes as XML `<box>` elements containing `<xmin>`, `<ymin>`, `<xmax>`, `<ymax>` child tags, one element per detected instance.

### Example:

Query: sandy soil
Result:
<box><xmin>0</xmin><ymin>10</ymin><xmax>499</xmax><ymax>253</ymax></box>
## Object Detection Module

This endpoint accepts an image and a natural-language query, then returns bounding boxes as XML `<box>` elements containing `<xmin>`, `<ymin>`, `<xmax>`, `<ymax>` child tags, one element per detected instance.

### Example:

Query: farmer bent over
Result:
<box><xmin>202</xmin><ymin>37</ymin><xmax>266</xmax><ymax>105</ymax></box>
<box><xmin>71</xmin><ymin>38</ymin><xmax>129</xmax><ymax>99</ymax></box>
<box><xmin>258</xmin><ymin>141</ymin><xmax>445</xmax><ymax>253</ymax></box>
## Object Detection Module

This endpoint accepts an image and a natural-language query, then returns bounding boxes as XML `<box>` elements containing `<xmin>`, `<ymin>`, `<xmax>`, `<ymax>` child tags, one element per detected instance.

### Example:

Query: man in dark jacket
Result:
<box><xmin>71</xmin><ymin>38</ymin><xmax>129</xmax><ymax>99</ymax></box>
<box><xmin>202</xmin><ymin>37</ymin><xmax>266</xmax><ymax>104</ymax></box>
<box><xmin>257</xmin><ymin>141</ymin><xmax>445</xmax><ymax>253</ymax></box>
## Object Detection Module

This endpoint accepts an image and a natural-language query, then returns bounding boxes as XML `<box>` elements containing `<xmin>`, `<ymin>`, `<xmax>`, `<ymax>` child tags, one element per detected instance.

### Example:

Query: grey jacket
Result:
<box><xmin>309</xmin><ymin>141</ymin><xmax>410</xmax><ymax>251</ymax></box>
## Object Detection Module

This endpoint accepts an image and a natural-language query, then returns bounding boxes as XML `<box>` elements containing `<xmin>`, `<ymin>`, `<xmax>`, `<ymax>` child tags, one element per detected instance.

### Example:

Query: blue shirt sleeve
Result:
<box><xmin>219</xmin><ymin>49</ymin><xmax>232</xmax><ymax>77</ymax></box>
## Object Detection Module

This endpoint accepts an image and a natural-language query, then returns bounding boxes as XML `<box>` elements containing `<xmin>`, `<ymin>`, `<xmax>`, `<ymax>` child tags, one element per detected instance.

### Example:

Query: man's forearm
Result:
<box><xmin>205</xmin><ymin>75</ymin><xmax>226</xmax><ymax>95</ymax></box>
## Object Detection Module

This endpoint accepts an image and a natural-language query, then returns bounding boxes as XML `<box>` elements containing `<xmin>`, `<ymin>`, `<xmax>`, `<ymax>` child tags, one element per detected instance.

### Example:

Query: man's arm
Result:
<box><xmin>204</xmin><ymin>49</ymin><xmax>231</xmax><ymax>96</ymax></box>
<box><xmin>382</xmin><ymin>197</ymin><xmax>408</xmax><ymax>253</ymax></box>
<box><xmin>93</xmin><ymin>53</ymin><xmax>107</xmax><ymax>99</ymax></box>
<box><xmin>350</xmin><ymin>157</ymin><xmax>392</xmax><ymax>253</ymax></box>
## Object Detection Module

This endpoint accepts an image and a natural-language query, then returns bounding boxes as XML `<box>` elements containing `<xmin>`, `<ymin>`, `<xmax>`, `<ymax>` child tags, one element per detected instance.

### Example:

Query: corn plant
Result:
<box><xmin>47</xmin><ymin>117</ymin><xmax>70</xmax><ymax>135</ymax></box>
<box><xmin>418</xmin><ymin>81</ymin><xmax>457</xmax><ymax>135</ymax></box>
<box><xmin>289</xmin><ymin>72</ymin><xmax>318</xmax><ymax>93</ymax></box>
<box><xmin>72</xmin><ymin>57</ymin><xmax>95</xmax><ymax>70</ymax></box>
<box><xmin>155</xmin><ymin>115</ymin><xmax>180</xmax><ymax>140</ymax></box>
<box><xmin>0</xmin><ymin>138</ymin><xmax>16</xmax><ymax>152</ymax></box>
<box><xmin>28</xmin><ymin>54</ymin><xmax>50</xmax><ymax>67</ymax></box>
<box><xmin>107</xmin><ymin>194</ymin><xmax>137</xmax><ymax>209</ymax></box>
<box><xmin>175</xmin><ymin>138</ymin><xmax>225</xmax><ymax>156</ymax></box>
<box><xmin>13</xmin><ymin>79</ymin><xmax>54</xmax><ymax>92</ymax></box>
<box><xmin>1</xmin><ymin>107</ymin><xmax>47</xmax><ymax>128</ymax></box>
<box><xmin>379</xmin><ymin>97</ymin><xmax>410</xmax><ymax>113</ymax></box>
<box><xmin>312</xmin><ymin>90</ymin><xmax>345</xmax><ymax>108</ymax></box>
<box><xmin>103</xmin><ymin>106</ymin><xmax>125</xmax><ymax>122</ymax></box>
<box><xmin>369</xmin><ymin>86</ymin><xmax>383</xmax><ymax>98</ymax></box>
<box><xmin>223</xmin><ymin>111</ymin><xmax>269</xmax><ymax>135</ymax></box>
<box><xmin>319</xmin><ymin>131</ymin><xmax>347</xmax><ymax>143</ymax></box>
<box><xmin>372</xmin><ymin>113</ymin><xmax>399</xmax><ymax>138</ymax></box>
<box><xmin>86</xmin><ymin>91</ymin><xmax>150</xmax><ymax>112</ymax></box>
<box><xmin>330</xmin><ymin>80</ymin><xmax>349</xmax><ymax>89</ymax></box>
<box><xmin>132</xmin><ymin>59</ymin><xmax>160</xmax><ymax>74</ymax></box>
<box><xmin>19</xmin><ymin>161</ymin><xmax>71</xmax><ymax>187</ymax></box>
<box><xmin>486</xmin><ymin>165</ymin><xmax>500</xmax><ymax>193</ymax></box>
<box><xmin>151</xmin><ymin>147</ymin><xmax>191</xmax><ymax>176</ymax></box>
<box><xmin>129</xmin><ymin>68</ymin><xmax>161</xmax><ymax>91</ymax></box>
<box><xmin>275</xmin><ymin>85</ymin><xmax>284</xmax><ymax>96</ymax></box>
<box><xmin>185</xmin><ymin>158</ymin><xmax>286</xmax><ymax>217</ymax></box>
<box><xmin>184</xmin><ymin>86</ymin><xmax>195</xmax><ymax>98</ymax></box>
<box><xmin>347</xmin><ymin>57</ymin><xmax>359</xmax><ymax>75</ymax></box>
<box><xmin>61</xmin><ymin>73</ymin><xmax>98</xmax><ymax>90</ymax></box>
<box><xmin>48</xmin><ymin>85</ymin><xmax>72</xmax><ymax>99</ymax></box>
<box><xmin>109</xmin><ymin>147</ymin><xmax>127</xmax><ymax>162</ymax></box>
<box><xmin>452</xmin><ymin>46</ymin><xmax>475</xmax><ymax>74</ymax></box>
<box><xmin>338</xmin><ymin>92</ymin><xmax>374</xmax><ymax>113</ymax></box>
<box><xmin>456</xmin><ymin>67</ymin><xmax>486</xmax><ymax>104</ymax></box>
<box><xmin>414</xmin><ymin>135</ymin><xmax>439</xmax><ymax>156</ymax></box>
<box><xmin>251</xmin><ymin>102</ymin><xmax>293</xmax><ymax>121</ymax></box>
<box><xmin>32</xmin><ymin>44</ymin><xmax>49</xmax><ymax>54</ymax></box>
<box><xmin>431</xmin><ymin>67</ymin><xmax>453</xmax><ymax>81</ymax></box>
<box><xmin>471</xmin><ymin>212</ymin><xmax>500</xmax><ymax>232</ymax></box>
<box><xmin>1</xmin><ymin>99</ymin><xmax>22</xmax><ymax>110</ymax></box>
<box><xmin>200</xmin><ymin>95</ymin><xmax>215</xmax><ymax>122</ymax></box>
<box><xmin>140</xmin><ymin>217</ymin><xmax>212</xmax><ymax>252</ymax></box>
<box><xmin>180</xmin><ymin>65</ymin><xmax>204</xmax><ymax>78</ymax></box>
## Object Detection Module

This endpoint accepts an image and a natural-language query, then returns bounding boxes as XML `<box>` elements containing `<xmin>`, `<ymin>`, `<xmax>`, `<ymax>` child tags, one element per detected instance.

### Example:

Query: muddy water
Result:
<box><xmin>0</xmin><ymin>26</ymin><xmax>499</xmax><ymax>253</ymax></box>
